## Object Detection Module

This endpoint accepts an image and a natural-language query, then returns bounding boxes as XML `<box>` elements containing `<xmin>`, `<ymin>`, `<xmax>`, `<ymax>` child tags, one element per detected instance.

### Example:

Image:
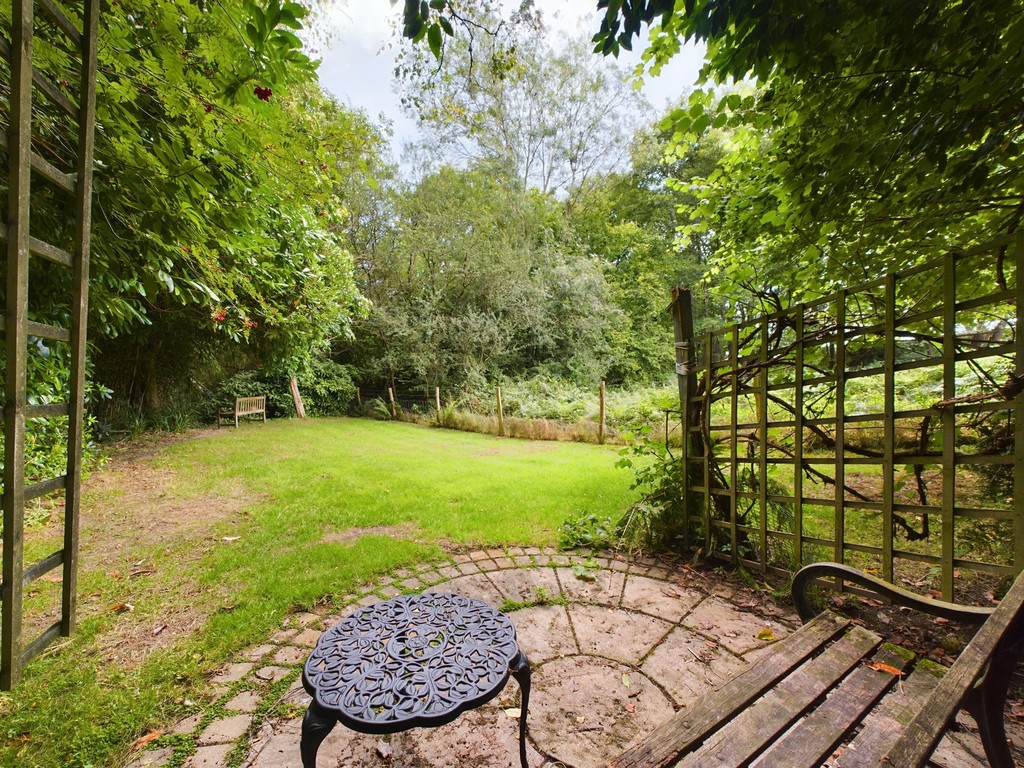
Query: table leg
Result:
<box><xmin>511</xmin><ymin>651</ymin><xmax>531</xmax><ymax>768</ymax></box>
<box><xmin>300</xmin><ymin>702</ymin><xmax>337</xmax><ymax>768</ymax></box>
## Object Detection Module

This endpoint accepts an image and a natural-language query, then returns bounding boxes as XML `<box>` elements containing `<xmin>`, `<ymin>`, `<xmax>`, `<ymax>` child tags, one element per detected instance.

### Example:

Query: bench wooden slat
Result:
<box><xmin>883</xmin><ymin>569</ymin><xmax>1024</xmax><ymax>765</ymax></box>
<box><xmin>677</xmin><ymin>625</ymin><xmax>881</xmax><ymax>768</ymax></box>
<box><xmin>834</xmin><ymin>660</ymin><xmax>945</xmax><ymax>768</ymax></box>
<box><xmin>217</xmin><ymin>395</ymin><xmax>266</xmax><ymax>427</ymax></box>
<box><xmin>751</xmin><ymin>644</ymin><xmax>915</xmax><ymax>768</ymax></box>
<box><xmin>610</xmin><ymin>611</ymin><xmax>851</xmax><ymax>768</ymax></box>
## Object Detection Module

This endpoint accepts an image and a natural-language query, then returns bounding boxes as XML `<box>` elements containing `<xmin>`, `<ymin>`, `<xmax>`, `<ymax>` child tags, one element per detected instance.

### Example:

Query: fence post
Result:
<box><xmin>435</xmin><ymin>387</ymin><xmax>442</xmax><ymax>422</ymax></box>
<box><xmin>496</xmin><ymin>386</ymin><xmax>504</xmax><ymax>436</ymax></box>
<box><xmin>670</xmin><ymin>287</ymin><xmax>698</xmax><ymax>553</ymax></box>
<box><xmin>1015</xmin><ymin>231</ymin><xmax>1024</xmax><ymax>576</ymax></box>
<box><xmin>598</xmin><ymin>381</ymin><xmax>606</xmax><ymax>445</ymax></box>
<box><xmin>355</xmin><ymin>386</ymin><xmax>361</xmax><ymax>408</ymax></box>
<box><xmin>387</xmin><ymin>387</ymin><xmax>397</xmax><ymax>419</ymax></box>
<box><xmin>290</xmin><ymin>376</ymin><xmax>306</xmax><ymax>419</ymax></box>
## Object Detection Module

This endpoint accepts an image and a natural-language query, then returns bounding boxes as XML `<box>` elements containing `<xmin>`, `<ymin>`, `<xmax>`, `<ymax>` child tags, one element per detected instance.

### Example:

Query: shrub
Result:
<box><xmin>217</xmin><ymin>359</ymin><xmax>356</xmax><ymax>419</ymax></box>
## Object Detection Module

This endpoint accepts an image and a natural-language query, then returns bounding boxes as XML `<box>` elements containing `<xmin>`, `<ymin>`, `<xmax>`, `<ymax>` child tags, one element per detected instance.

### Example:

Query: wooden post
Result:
<box><xmin>355</xmin><ymin>386</ymin><xmax>361</xmax><ymax>407</ymax></box>
<box><xmin>289</xmin><ymin>376</ymin><xmax>306</xmax><ymax>418</ymax></box>
<box><xmin>387</xmin><ymin>387</ymin><xmax>397</xmax><ymax>419</ymax></box>
<box><xmin>435</xmin><ymin>387</ymin><xmax>441</xmax><ymax>421</ymax></box>
<box><xmin>495</xmin><ymin>386</ymin><xmax>504</xmax><ymax>436</ymax></box>
<box><xmin>670</xmin><ymin>287</ymin><xmax>698</xmax><ymax>553</ymax></box>
<box><xmin>3</xmin><ymin>0</ymin><xmax>34</xmax><ymax>689</ymax></box>
<box><xmin>598</xmin><ymin>380</ymin><xmax>606</xmax><ymax>444</ymax></box>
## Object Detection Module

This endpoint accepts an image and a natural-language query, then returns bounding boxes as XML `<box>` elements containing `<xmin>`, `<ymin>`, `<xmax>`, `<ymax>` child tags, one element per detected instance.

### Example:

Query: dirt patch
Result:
<box><xmin>321</xmin><ymin>523</ymin><xmax>424</xmax><ymax>546</ymax></box>
<box><xmin>19</xmin><ymin>431</ymin><xmax>261</xmax><ymax>667</ymax></box>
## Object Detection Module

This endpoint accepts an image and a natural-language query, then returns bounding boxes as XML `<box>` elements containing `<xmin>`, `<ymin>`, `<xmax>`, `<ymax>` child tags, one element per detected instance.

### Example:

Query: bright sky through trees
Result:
<box><xmin>314</xmin><ymin>0</ymin><xmax>704</xmax><ymax>163</ymax></box>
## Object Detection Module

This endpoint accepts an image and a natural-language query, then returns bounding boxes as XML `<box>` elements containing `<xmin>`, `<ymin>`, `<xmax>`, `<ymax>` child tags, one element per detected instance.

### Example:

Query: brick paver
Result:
<box><xmin>125</xmin><ymin>547</ymin><xmax>994</xmax><ymax>768</ymax></box>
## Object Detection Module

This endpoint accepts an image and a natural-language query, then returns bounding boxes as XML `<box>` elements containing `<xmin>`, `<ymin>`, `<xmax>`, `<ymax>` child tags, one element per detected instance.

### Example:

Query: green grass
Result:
<box><xmin>0</xmin><ymin>418</ymin><xmax>636</xmax><ymax>768</ymax></box>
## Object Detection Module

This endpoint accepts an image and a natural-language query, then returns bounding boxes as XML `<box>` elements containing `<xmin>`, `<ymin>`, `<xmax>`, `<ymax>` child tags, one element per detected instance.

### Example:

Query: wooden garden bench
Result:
<box><xmin>217</xmin><ymin>395</ymin><xmax>267</xmax><ymax>428</ymax></box>
<box><xmin>610</xmin><ymin>561</ymin><xmax>1024</xmax><ymax>768</ymax></box>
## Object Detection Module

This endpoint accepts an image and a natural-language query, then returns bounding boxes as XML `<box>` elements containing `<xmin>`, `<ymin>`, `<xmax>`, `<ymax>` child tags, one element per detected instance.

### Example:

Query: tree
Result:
<box><xmin>337</xmin><ymin>165</ymin><xmax>621</xmax><ymax>391</ymax></box>
<box><xmin>396</xmin><ymin>8</ymin><xmax>648</xmax><ymax>206</ymax></box>
<box><xmin>570</xmin><ymin>112</ymin><xmax>727</xmax><ymax>383</ymax></box>
<box><xmin>3</xmin><ymin>0</ymin><xmax>386</xmax><ymax>414</ymax></box>
<box><xmin>642</xmin><ymin>1</ymin><xmax>1023</xmax><ymax>302</ymax></box>
<box><xmin>403</xmin><ymin>1</ymin><xmax>1024</xmax><ymax>304</ymax></box>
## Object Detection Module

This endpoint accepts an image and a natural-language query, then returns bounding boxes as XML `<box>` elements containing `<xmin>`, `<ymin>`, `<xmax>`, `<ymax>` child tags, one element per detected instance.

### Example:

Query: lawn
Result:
<box><xmin>1</xmin><ymin>418</ymin><xmax>637</xmax><ymax>768</ymax></box>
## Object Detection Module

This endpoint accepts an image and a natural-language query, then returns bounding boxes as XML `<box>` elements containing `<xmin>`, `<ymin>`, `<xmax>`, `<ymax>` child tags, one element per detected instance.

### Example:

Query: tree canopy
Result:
<box><xmin>404</xmin><ymin>0</ymin><xmax>1023</xmax><ymax>308</ymax></box>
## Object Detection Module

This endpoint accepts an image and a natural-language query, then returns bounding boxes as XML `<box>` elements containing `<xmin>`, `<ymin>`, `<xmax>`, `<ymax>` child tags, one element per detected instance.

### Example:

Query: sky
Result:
<box><xmin>312</xmin><ymin>1</ymin><xmax>705</xmax><ymax>164</ymax></box>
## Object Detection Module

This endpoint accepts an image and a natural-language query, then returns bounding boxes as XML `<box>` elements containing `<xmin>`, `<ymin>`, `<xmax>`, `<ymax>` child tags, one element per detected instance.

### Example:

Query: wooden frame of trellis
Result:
<box><xmin>672</xmin><ymin>233</ymin><xmax>1024</xmax><ymax>601</ymax></box>
<box><xmin>0</xmin><ymin>0</ymin><xmax>98</xmax><ymax>689</ymax></box>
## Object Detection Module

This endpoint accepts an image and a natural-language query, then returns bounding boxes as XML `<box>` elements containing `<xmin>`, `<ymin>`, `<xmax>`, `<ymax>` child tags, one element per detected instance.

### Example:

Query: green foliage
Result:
<box><xmin>3</xmin><ymin>0</ymin><xmax>380</xmax><ymax>425</ymax></box>
<box><xmin>616</xmin><ymin>427</ymin><xmax>686</xmax><ymax>551</ymax></box>
<box><xmin>296</xmin><ymin>359</ymin><xmax>357</xmax><ymax>417</ymax></box>
<box><xmin>499</xmin><ymin>587</ymin><xmax>566</xmax><ymax>612</ymax></box>
<box><xmin>572</xmin><ymin>559</ymin><xmax>603</xmax><ymax>581</ymax></box>
<box><xmin>558</xmin><ymin>512</ymin><xmax>617</xmax><ymax>550</ymax></box>
<box><xmin>217</xmin><ymin>358</ymin><xmax>355</xmax><ymax>418</ymax></box>
<box><xmin>218</xmin><ymin>369</ymin><xmax>294</xmax><ymax>418</ymax></box>
<box><xmin>398</xmin><ymin>24</ymin><xmax>646</xmax><ymax>203</ymax></box>
<box><xmin>643</xmin><ymin>1</ymin><xmax>1024</xmax><ymax>305</ymax></box>
<box><xmin>338</xmin><ymin>167</ymin><xmax>621</xmax><ymax>390</ymax></box>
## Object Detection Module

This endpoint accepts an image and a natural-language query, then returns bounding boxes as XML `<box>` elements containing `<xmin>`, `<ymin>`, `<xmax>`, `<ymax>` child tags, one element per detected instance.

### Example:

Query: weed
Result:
<box><xmin>499</xmin><ymin>587</ymin><xmax>567</xmax><ymax>612</ymax></box>
<box><xmin>559</xmin><ymin>512</ymin><xmax>617</xmax><ymax>550</ymax></box>
<box><xmin>572</xmin><ymin>559</ymin><xmax>602</xmax><ymax>581</ymax></box>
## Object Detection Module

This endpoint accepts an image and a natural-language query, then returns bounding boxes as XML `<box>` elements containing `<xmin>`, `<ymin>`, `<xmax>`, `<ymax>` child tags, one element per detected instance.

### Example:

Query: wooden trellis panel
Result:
<box><xmin>673</xmin><ymin>234</ymin><xmax>1024</xmax><ymax>601</ymax></box>
<box><xmin>1</xmin><ymin>0</ymin><xmax>98</xmax><ymax>689</ymax></box>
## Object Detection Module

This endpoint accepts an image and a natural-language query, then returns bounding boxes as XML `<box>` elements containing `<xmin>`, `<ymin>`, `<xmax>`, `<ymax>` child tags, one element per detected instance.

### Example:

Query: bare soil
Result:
<box><xmin>19</xmin><ymin>430</ymin><xmax>259</xmax><ymax>667</ymax></box>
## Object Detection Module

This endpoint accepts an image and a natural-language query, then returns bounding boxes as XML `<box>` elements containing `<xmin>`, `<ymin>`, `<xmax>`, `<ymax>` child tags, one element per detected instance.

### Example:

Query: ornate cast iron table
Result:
<box><xmin>301</xmin><ymin>592</ymin><xmax>531</xmax><ymax>768</ymax></box>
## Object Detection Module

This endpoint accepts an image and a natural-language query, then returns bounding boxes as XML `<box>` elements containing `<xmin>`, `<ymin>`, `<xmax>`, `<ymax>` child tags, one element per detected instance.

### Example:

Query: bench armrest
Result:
<box><xmin>792</xmin><ymin>562</ymin><xmax>993</xmax><ymax>626</ymax></box>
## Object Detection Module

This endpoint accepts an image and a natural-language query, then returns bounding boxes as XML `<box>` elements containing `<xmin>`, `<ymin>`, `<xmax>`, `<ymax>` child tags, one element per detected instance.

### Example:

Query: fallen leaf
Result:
<box><xmin>660</xmin><ymin>587</ymin><xmax>681</xmax><ymax>599</ymax></box>
<box><xmin>625</xmin><ymin>702</ymin><xmax>636</xmax><ymax>713</ymax></box>
<box><xmin>131</xmin><ymin>730</ymin><xmax>163</xmax><ymax>750</ymax></box>
<box><xmin>376</xmin><ymin>740</ymin><xmax>393</xmax><ymax>759</ymax></box>
<box><xmin>222</xmin><ymin>536</ymin><xmax>241</xmax><ymax>542</ymax></box>
<box><xmin>575</xmin><ymin>716</ymin><xmax>586</xmax><ymax>724</ymax></box>
<box><xmin>866</xmin><ymin>661</ymin><xmax>905</xmax><ymax>677</ymax></box>
<box><xmin>933</xmin><ymin>617</ymin><xmax>949</xmax><ymax>624</ymax></box>
<box><xmin>622</xmin><ymin>673</ymin><xmax>631</xmax><ymax>688</ymax></box>
<box><xmin>130</xmin><ymin>568</ymin><xmax>156</xmax><ymax>578</ymax></box>
<box><xmin>504</xmin><ymin>708</ymin><xmax>521</xmax><ymax>718</ymax></box>
<box><xmin>111</xmin><ymin>602</ymin><xmax>134</xmax><ymax>613</ymax></box>
<box><xmin>152</xmin><ymin>624</ymin><xmax>167</xmax><ymax>636</ymax></box>
<box><xmin>756</xmin><ymin>627</ymin><xmax>776</xmax><ymax>642</ymax></box>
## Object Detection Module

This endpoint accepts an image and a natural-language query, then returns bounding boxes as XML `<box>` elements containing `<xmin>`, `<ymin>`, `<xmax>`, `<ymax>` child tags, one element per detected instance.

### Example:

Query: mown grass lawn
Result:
<box><xmin>1</xmin><ymin>418</ymin><xmax>637</xmax><ymax>768</ymax></box>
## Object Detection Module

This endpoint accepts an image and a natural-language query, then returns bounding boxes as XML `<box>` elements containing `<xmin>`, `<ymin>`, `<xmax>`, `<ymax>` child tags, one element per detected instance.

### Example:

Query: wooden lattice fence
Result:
<box><xmin>671</xmin><ymin>234</ymin><xmax>1024</xmax><ymax>602</ymax></box>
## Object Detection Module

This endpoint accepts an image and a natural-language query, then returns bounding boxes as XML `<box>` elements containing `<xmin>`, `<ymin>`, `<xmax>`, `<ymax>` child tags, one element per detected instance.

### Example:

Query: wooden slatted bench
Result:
<box><xmin>217</xmin><ymin>395</ymin><xmax>267</xmax><ymax>428</ymax></box>
<box><xmin>610</xmin><ymin>561</ymin><xmax>1024</xmax><ymax>768</ymax></box>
